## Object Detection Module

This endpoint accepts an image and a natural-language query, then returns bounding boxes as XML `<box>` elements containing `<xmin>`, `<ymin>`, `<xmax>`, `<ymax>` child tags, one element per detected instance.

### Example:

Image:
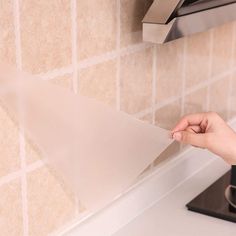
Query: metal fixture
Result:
<box><xmin>143</xmin><ymin>0</ymin><xmax>236</xmax><ymax>44</ymax></box>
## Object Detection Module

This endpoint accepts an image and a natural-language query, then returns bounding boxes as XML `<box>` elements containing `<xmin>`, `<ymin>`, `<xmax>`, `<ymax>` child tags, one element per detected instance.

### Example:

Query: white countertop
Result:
<box><xmin>112</xmin><ymin>158</ymin><xmax>236</xmax><ymax>236</ymax></box>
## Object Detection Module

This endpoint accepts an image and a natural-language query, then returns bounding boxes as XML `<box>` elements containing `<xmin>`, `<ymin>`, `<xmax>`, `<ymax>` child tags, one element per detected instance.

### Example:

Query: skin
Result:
<box><xmin>171</xmin><ymin>112</ymin><xmax>236</xmax><ymax>165</ymax></box>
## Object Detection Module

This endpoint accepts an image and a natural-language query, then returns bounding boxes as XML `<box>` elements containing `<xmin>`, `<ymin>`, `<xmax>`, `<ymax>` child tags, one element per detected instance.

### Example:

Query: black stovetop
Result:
<box><xmin>187</xmin><ymin>170</ymin><xmax>236</xmax><ymax>223</ymax></box>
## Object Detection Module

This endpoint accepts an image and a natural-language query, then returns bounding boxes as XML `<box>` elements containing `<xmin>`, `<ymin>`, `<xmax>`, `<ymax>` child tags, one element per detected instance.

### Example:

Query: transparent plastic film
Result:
<box><xmin>0</xmin><ymin>65</ymin><xmax>174</xmax><ymax>211</ymax></box>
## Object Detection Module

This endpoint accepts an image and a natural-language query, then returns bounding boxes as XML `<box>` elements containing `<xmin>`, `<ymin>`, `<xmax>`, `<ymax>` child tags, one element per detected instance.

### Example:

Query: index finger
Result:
<box><xmin>171</xmin><ymin>113</ymin><xmax>206</xmax><ymax>133</ymax></box>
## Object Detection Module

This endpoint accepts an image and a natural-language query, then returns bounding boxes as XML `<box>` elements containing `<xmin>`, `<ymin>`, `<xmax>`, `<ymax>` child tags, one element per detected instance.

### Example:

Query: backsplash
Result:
<box><xmin>0</xmin><ymin>0</ymin><xmax>236</xmax><ymax>235</ymax></box>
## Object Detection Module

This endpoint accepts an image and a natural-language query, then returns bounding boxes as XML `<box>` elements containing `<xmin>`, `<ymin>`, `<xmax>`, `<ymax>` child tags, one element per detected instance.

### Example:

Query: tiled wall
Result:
<box><xmin>1</xmin><ymin>0</ymin><xmax>236</xmax><ymax>235</ymax></box>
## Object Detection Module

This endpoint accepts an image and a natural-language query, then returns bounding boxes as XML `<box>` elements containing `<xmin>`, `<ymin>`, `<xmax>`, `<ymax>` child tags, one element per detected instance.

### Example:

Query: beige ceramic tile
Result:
<box><xmin>20</xmin><ymin>0</ymin><xmax>72</xmax><ymax>73</ymax></box>
<box><xmin>155</xmin><ymin>99</ymin><xmax>182</xmax><ymax>130</ymax></box>
<box><xmin>154</xmin><ymin>141</ymin><xmax>180</xmax><ymax>167</ymax></box>
<box><xmin>120</xmin><ymin>48</ymin><xmax>153</xmax><ymax>114</ymax></box>
<box><xmin>185</xmin><ymin>31</ymin><xmax>211</xmax><ymax>89</ymax></box>
<box><xmin>0</xmin><ymin>180</ymin><xmax>23</xmax><ymax>236</ymax></box>
<box><xmin>79</xmin><ymin>60</ymin><xmax>117</xmax><ymax>107</ymax></box>
<box><xmin>0</xmin><ymin>0</ymin><xmax>15</xmax><ymax>65</ymax></box>
<box><xmin>211</xmin><ymin>22</ymin><xmax>234</xmax><ymax>78</ymax></box>
<box><xmin>209</xmin><ymin>77</ymin><xmax>230</xmax><ymax>120</ymax></box>
<box><xmin>77</xmin><ymin>0</ymin><xmax>117</xmax><ymax>61</ymax></box>
<box><xmin>184</xmin><ymin>87</ymin><xmax>208</xmax><ymax>115</ymax></box>
<box><xmin>27</xmin><ymin>166</ymin><xmax>76</xmax><ymax>236</ymax></box>
<box><xmin>120</xmin><ymin>0</ymin><xmax>153</xmax><ymax>47</ymax></box>
<box><xmin>0</xmin><ymin>104</ymin><xmax>20</xmax><ymax>177</ymax></box>
<box><xmin>156</xmin><ymin>39</ymin><xmax>184</xmax><ymax>103</ymax></box>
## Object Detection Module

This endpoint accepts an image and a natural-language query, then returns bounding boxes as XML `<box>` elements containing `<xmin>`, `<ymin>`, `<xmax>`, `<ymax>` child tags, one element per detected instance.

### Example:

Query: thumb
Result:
<box><xmin>172</xmin><ymin>131</ymin><xmax>208</xmax><ymax>148</ymax></box>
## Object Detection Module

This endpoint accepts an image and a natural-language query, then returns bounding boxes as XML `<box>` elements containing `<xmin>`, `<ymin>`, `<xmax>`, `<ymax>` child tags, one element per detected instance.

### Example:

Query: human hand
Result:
<box><xmin>171</xmin><ymin>112</ymin><xmax>236</xmax><ymax>165</ymax></box>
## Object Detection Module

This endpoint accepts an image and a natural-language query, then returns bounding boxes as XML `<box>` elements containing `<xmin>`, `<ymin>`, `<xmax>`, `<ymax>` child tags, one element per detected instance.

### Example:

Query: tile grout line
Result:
<box><xmin>227</xmin><ymin>22</ymin><xmax>236</xmax><ymax>119</ymax></box>
<box><xmin>40</xmin><ymin>65</ymin><xmax>73</xmax><ymax>80</ymax></box>
<box><xmin>25</xmin><ymin>160</ymin><xmax>45</xmax><ymax>173</ymax></box>
<box><xmin>78</xmin><ymin>42</ymin><xmax>150</xmax><ymax>70</ymax></box>
<box><xmin>0</xmin><ymin>160</ymin><xmax>44</xmax><ymax>188</ymax></box>
<box><xmin>13</xmin><ymin>0</ymin><xmax>29</xmax><ymax>235</ymax></box>
<box><xmin>116</xmin><ymin>0</ymin><xmax>121</xmax><ymax>111</ymax></box>
<box><xmin>0</xmin><ymin>170</ymin><xmax>22</xmax><ymax>186</ymax></box>
<box><xmin>71</xmin><ymin>0</ymin><xmax>81</xmax><ymax>215</ymax></box>
<box><xmin>71</xmin><ymin>0</ymin><xmax>78</xmax><ymax>94</ymax></box>
<box><xmin>206</xmin><ymin>29</ymin><xmax>214</xmax><ymax>111</ymax></box>
<box><xmin>78</xmin><ymin>50</ymin><xmax>117</xmax><ymax>70</ymax></box>
<box><xmin>14</xmin><ymin>0</ymin><xmax>22</xmax><ymax>69</ymax></box>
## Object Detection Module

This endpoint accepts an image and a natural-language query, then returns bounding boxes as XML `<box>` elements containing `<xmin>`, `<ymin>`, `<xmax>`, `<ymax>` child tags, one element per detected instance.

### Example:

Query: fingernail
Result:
<box><xmin>173</xmin><ymin>132</ymin><xmax>181</xmax><ymax>141</ymax></box>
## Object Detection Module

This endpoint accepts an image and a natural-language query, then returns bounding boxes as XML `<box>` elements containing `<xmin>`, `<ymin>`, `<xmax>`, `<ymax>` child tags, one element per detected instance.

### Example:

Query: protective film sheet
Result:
<box><xmin>0</xmin><ymin>65</ymin><xmax>174</xmax><ymax>210</ymax></box>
